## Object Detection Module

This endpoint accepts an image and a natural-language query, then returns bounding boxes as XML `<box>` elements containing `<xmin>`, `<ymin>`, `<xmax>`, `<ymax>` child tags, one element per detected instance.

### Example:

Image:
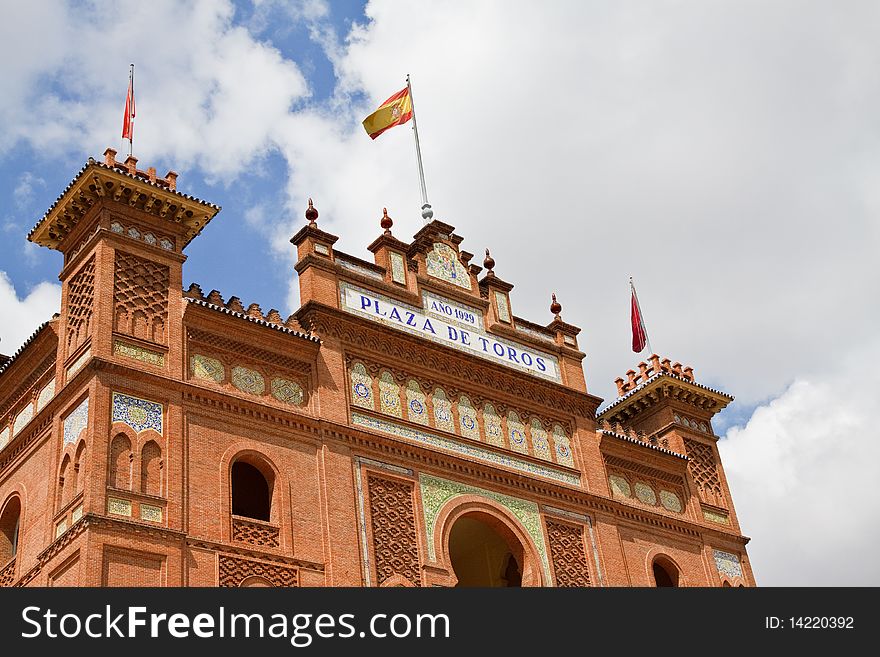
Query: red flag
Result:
<box><xmin>122</xmin><ymin>69</ymin><xmax>135</xmax><ymax>141</ymax></box>
<box><xmin>631</xmin><ymin>284</ymin><xmax>648</xmax><ymax>353</ymax></box>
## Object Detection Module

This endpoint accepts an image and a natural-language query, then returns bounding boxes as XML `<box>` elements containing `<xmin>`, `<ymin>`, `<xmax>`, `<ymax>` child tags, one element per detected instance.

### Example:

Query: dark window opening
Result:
<box><xmin>653</xmin><ymin>560</ymin><xmax>679</xmax><ymax>587</ymax></box>
<box><xmin>1</xmin><ymin>497</ymin><xmax>21</xmax><ymax>563</ymax></box>
<box><xmin>231</xmin><ymin>461</ymin><xmax>271</xmax><ymax>521</ymax></box>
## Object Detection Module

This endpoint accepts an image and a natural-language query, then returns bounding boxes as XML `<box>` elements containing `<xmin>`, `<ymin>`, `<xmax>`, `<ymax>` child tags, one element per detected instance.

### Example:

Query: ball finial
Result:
<box><xmin>483</xmin><ymin>248</ymin><xmax>495</xmax><ymax>275</ymax></box>
<box><xmin>421</xmin><ymin>203</ymin><xmax>434</xmax><ymax>222</ymax></box>
<box><xmin>380</xmin><ymin>207</ymin><xmax>393</xmax><ymax>234</ymax></box>
<box><xmin>550</xmin><ymin>293</ymin><xmax>562</xmax><ymax>317</ymax></box>
<box><xmin>305</xmin><ymin>198</ymin><xmax>318</xmax><ymax>225</ymax></box>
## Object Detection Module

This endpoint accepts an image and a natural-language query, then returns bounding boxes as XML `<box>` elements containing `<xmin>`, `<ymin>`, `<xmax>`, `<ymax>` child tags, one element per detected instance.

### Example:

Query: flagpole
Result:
<box><xmin>631</xmin><ymin>276</ymin><xmax>654</xmax><ymax>355</ymax></box>
<box><xmin>406</xmin><ymin>74</ymin><xmax>433</xmax><ymax>224</ymax></box>
<box><xmin>128</xmin><ymin>63</ymin><xmax>134</xmax><ymax>157</ymax></box>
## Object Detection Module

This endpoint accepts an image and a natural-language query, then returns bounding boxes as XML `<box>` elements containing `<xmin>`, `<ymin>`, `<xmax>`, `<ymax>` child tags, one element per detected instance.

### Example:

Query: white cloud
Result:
<box><xmin>719</xmin><ymin>339</ymin><xmax>880</xmax><ymax>585</ymax></box>
<box><xmin>0</xmin><ymin>272</ymin><xmax>61</xmax><ymax>357</ymax></box>
<box><xmin>13</xmin><ymin>172</ymin><xmax>46</xmax><ymax>209</ymax></box>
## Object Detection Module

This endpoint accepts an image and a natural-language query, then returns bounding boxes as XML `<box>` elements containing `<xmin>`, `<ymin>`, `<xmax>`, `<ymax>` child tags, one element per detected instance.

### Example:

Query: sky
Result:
<box><xmin>1</xmin><ymin>0</ymin><xmax>878</xmax><ymax>585</ymax></box>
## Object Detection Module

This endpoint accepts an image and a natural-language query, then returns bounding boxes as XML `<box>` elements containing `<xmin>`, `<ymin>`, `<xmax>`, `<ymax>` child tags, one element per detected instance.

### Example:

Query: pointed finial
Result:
<box><xmin>421</xmin><ymin>203</ymin><xmax>434</xmax><ymax>223</ymax></box>
<box><xmin>380</xmin><ymin>207</ymin><xmax>393</xmax><ymax>234</ymax></box>
<box><xmin>550</xmin><ymin>293</ymin><xmax>562</xmax><ymax>318</ymax></box>
<box><xmin>305</xmin><ymin>198</ymin><xmax>318</xmax><ymax>226</ymax></box>
<box><xmin>483</xmin><ymin>249</ymin><xmax>495</xmax><ymax>276</ymax></box>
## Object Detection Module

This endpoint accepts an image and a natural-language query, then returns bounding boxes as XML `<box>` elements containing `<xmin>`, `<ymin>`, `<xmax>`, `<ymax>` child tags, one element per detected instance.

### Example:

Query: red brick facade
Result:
<box><xmin>0</xmin><ymin>149</ymin><xmax>754</xmax><ymax>587</ymax></box>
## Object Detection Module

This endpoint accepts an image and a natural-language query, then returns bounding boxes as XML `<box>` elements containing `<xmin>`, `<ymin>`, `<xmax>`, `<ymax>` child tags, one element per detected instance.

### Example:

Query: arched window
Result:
<box><xmin>73</xmin><ymin>441</ymin><xmax>86</xmax><ymax>495</ymax></box>
<box><xmin>0</xmin><ymin>497</ymin><xmax>21</xmax><ymax>563</ymax></box>
<box><xmin>231</xmin><ymin>460</ymin><xmax>272</xmax><ymax>521</ymax></box>
<box><xmin>59</xmin><ymin>454</ymin><xmax>72</xmax><ymax>507</ymax></box>
<box><xmin>652</xmin><ymin>557</ymin><xmax>680</xmax><ymax>587</ymax></box>
<box><xmin>141</xmin><ymin>441</ymin><xmax>162</xmax><ymax>496</ymax></box>
<box><xmin>109</xmin><ymin>433</ymin><xmax>132</xmax><ymax>490</ymax></box>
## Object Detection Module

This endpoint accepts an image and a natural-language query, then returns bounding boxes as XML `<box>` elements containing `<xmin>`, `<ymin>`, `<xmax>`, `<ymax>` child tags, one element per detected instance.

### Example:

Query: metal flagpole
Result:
<box><xmin>631</xmin><ymin>276</ymin><xmax>654</xmax><ymax>355</ymax></box>
<box><xmin>406</xmin><ymin>74</ymin><xmax>433</xmax><ymax>224</ymax></box>
<box><xmin>128</xmin><ymin>63</ymin><xmax>135</xmax><ymax>157</ymax></box>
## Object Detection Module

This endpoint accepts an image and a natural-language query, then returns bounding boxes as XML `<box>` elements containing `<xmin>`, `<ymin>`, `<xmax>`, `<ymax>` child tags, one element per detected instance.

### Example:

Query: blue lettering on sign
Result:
<box><xmin>460</xmin><ymin>330</ymin><xmax>471</xmax><ymax>346</ymax></box>
<box><xmin>536</xmin><ymin>357</ymin><xmax>547</xmax><ymax>372</ymax></box>
<box><xmin>492</xmin><ymin>343</ymin><xmax>505</xmax><ymax>357</ymax></box>
<box><xmin>360</xmin><ymin>296</ymin><xmax>372</xmax><ymax>311</ymax></box>
<box><xmin>521</xmin><ymin>353</ymin><xmax>533</xmax><ymax>366</ymax></box>
<box><xmin>447</xmin><ymin>326</ymin><xmax>458</xmax><ymax>341</ymax></box>
<box><xmin>405</xmin><ymin>312</ymin><xmax>417</xmax><ymax>327</ymax></box>
<box><xmin>478</xmin><ymin>337</ymin><xmax>490</xmax><ymax>352</ymax></box>
<box><xmin>389</xmin><ymin>307</ymin><xmax>402</xmax><ymax>322</ymax></box>
<box><xmin>423</xmin><ymin>318</ymin><xmax>436</xmax><ymax>334</ymax></box>
<box><xmin>507</xmin><ymin>346</ymin><xmax>519</xmax><ymax>364</ymax></box>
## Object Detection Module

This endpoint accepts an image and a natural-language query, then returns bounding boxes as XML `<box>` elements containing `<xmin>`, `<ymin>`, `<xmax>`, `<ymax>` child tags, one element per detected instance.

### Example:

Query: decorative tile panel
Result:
<box><xmin>111</xmin><ymin>393</ymin><xmax>162</xmax><ymax>434</ymax></box>
<box><xmin>271</xmin><ymin>378</ymin><xmax>304</xmax><ymax>405</ymax></box>
<box><xmin>483</xmin><ymin>403</ymin><xmax>504</xmax><ymax>448</ymax></box>
<box><xmin>114</xmin><ymin>340</ymin><xmax>165</xmax><ymax>366</ymax></box>
<box><xmin>432</xmin><ymin>388</ymin><xmax>454</xmax><ymax>432</ymax></box>
<box><xmin>339</xmin><ymin>258</ymin><xmax>383</xmax><ymax>280</ymax></box>
<box><xmin>609</xmin><ymin>474</ymin><xmax>632</xmax><ymax>498</ymax></box>
<box><xmin>63</xmin><ymin>397</ymin><xmax>89</xmax><ymax>445</ymax></box>
<box><xmin>419</xmin><ymin>473</ymin><xmax>551</xmax><ymax>583</ymax></box>
<box><xmin>232</xmin><ymin>366</ymin><xmax>265</xmax><ymax>396</ymax></box>
<box><xmin>314</xmin><ymin>243</ymin><xmax>330</xmax><ymax>256</ymax></box>
<box><xmin>191</xmin><ymin>354</ymin><xmax>224</xmax><ymax>383</ymax></box>
<box><xmin>66</xmin><ymin>348</ymin><xmax>90</xmax><ymax>378</ymax></box>
<box><xmin>12</xmin><ymin>405</ymin><xmax>33</xmax><ymax>436</ymax></box>
<box><xmin>426</xmin><ymin>242</ymin><xmax>471</xmax><ymax>290</ymax></box>
<box><xmin>456</xmin><ymin>395</ymin><xmax>480</xmax><ymax>441</ymax></box>
<box><xmin>507</xmin><ymin>411</ymin><xmax>529</xmax><ymax>455</ymax></box>
<box><xmin>55</xmin><ymin>519</ymin><xmax>67</xmax><ymax>538</ymax></box>
<box><xmin>140</xmin><ymin>504</ymin><xmax>163</xmax><ymax>523</ymax></box>
<box><xmin>495</xmin><ymin>291</ymin><xmax>511</xmax><ymax>323</ymax></box>
<box><xmin>350</xmin><ymin>362</ymin><xmax>374</xmax><ymax>409</ymax></box>
<box><xmin>71</xmin><ymin>504</ymin><xmax>83</xmax><ymax>523</ymax></box>
<box><xmin>353</xmin><ymin>413</ymin><xmax>579</xmax><ymax>487</ymax></box>
<box><xmin>378</xmin><ymin>371</ymin><xmax>402</xmax><ymax>417</ymax></box>
<box><xmin>660</xmin><ymin>490</ymin><xmax>683</xmax><ymax>513</ymax></box>
<box><xmin>37</xmin><ymin>379</ymin><xmax>55</xmax><ymax>411</ymax></box>
<box><xmin>108</xmin><ymin>497</ymin><xmax>132</xmax><ymax>517</ymax></box>
<box><xmin>553</xmin><ymin>424</ymin><xmax>575</xmax><ymax>467</ymax></box>
<box><xmin>634</xmin><ymin>482</ymin><xmax>657</xmax><ymax>505</ymax></box>
<box><xmin>703</xmin><ymin>507</ymin><xmax>730</xmax><ymax>525</ymax></box>
<box><xmin>0</xmin><ymin>427</ymin><xmax>9</xmax><ymax>451</ymax></box>
<box><xmin>713</xmin><ymin>550</ymin><xmax>743</xmax><ymax>579</ymax></box>
<box><xmin>405</xmin><ymin>380</ymin><xmax>429</xmax><ymax>426</ymax></box>
<box><xmin>530</xmin><ymin>418</ymin><xmax>551</xmax><ymax>461</ymax></box>
<box><xmin>390</xmin><ymin>251</ymin><xmax>406</xmax><ymax>285</ymax></box>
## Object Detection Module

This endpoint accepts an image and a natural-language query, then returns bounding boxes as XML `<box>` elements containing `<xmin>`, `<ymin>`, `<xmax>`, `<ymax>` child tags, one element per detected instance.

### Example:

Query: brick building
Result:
<box><xmin>0</xmin><ymin>149</ymin><xmax>754</xmax><ymax>587</ymax></box>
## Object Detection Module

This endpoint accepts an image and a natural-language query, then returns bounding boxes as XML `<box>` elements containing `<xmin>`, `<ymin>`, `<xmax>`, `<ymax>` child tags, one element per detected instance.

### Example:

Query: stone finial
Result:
<box><xmin>247</xmin><ymin>303</ymin><xmax>263</xmax><ymax>320</ymax></box>
<box><xmin>380</xmin><ymin>207</ymin><xmax>393</xmax><ymax>234</ymax></box>
<box><xmin>165</xmin><ymin>171</ymin><xmax>178</xmax><ymax>191</ymax></box>
<box><xmin>550</xmin><ymin>293</ymin><xmax>562</xmax><ymax>318</ymax></box>
<box><xmin>421</xmin><ymin>203</ymin><xmax>434</xmax><ymax>222</ymax></box>
<box><xmin>104</xmin><ymin>148</ymin><xmax>117</xmax><ymax>166</ymax></box>
<box><xmin>305</xmin><ymin>198</ymin><xmax>318</xmax><ymax>226</ymax></box>
<box><xmin>206</xmin><ymin>289</ymin><xmax>224</xmax><ymax>306</ymax></box>
<box><xmin>266</xmin><ymin>309</ymin><xmax>283</xmax><ymax>324</ymax></box>
<box><xmin>483</xmin><ymin>249</ymin><xmax>495</xmax><ymax>276</ymax></box>
<box><xmin>124</xmin><ymin>155</ymin><xmax>138</xmax><ymax>175</ymax></box>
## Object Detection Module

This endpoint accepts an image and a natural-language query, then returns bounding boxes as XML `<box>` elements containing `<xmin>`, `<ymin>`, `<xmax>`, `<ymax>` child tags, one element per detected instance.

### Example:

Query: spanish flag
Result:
<box><xmin>362</xmin><ymin>87</ymin><xmax>413</xmax><ymax>139</ymax></box>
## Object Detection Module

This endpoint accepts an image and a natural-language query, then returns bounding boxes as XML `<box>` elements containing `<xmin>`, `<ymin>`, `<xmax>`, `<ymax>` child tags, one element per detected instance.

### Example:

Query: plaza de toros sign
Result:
<box><xmin>340</xmin><ymin>282</ymin><xmax>561</xmax><ymax>382</ymax></box>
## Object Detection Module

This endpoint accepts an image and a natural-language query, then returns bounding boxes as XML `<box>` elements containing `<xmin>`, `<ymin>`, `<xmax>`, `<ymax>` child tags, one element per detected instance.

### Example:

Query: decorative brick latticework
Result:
<box><xmin>0</xmin><ymin>559</ymin><xmax>15</xmax><ymax>587</ymax></box>
<box><xmin>66</xmin><ymin>256</ymin><xmax>95</xmax><ymax>352</ymax></box>
<box><xmin>232</xmin><ymin>517</ymin><xmax>280</xmax><ymax>548</ymax></box>
<box><xmin>684</xmin><ymin>439</ymin><xmax>725</xmax><ymax>506</ymax></box>
<box><xmin>546</xmin><ymin>520</ymin><xmax>591</xmax><ymax>587</ymax></box>
<box><xmin>367</xmin><ymin>475</ymin><xmax>421</xmax><ymax>586</ymax></box>
<box><xmin>113</xmin><ymin>251</ymin><xmax>169</xmax><ymax>343</ymax></box>
<box><xmin>218</xmin><ymin>554</ymin><xmax>297</xmax><ymax>587</ymax></box>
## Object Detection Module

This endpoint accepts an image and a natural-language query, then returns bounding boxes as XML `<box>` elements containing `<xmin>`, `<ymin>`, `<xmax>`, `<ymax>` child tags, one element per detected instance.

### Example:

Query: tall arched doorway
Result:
<box><xmin>448</xmin><ymin>515</ymin><xmax>524</xmax><ymax>587</ymax></box>
<box><xmin>652</xmin><ymin>557</ymin><xmax>680</xmax><ymax>587</ymax></box>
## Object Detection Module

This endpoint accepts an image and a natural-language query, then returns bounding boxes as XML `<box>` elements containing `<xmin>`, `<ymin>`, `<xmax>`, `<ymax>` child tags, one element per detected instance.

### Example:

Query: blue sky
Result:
<box><xmin>2</xmin><ymin>0</ymin><xmax>880</xmax><ymax>585</ymax></box>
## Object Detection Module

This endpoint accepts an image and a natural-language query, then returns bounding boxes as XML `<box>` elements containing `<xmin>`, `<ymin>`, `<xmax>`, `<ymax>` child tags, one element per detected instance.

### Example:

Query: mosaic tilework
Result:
<box><xmin>339</xmin><ymin>258</ymin><xmax>383</xmax><ymax>281</ymax></box>
<box><xmin>634</xmin><ymin>482</ymin><xmax>657</xmax><ymax>505</ymax></box>
<box><xmin>66</xmin><ymin>347</ymin><xmax>91</xmax><ymax>378</ymax></box>
<box><xmin>314</xmin><ymin>243</ymin><xmax>330</xmax><ymax>256</ymax></box>
<box><xmin>353</xmin><ymin>413</ymin><xmax>580</xmax><ymax>487</ymax></box>
<box><xmin>405</xmin><ymin>380</ymin><xmax>429</xmax><ymax>426</ymax></box>
<box><xmin>55</xmin><ymin>519</ymin><xmax>67</xmax><ymax>538</ymax></box>
<box><xmin>495</xmin><ymin>291</ymin><xmax>511</xmax><ymax>323</ymax></box>
<box><xmin>350</xmin><ymin>362</ymin><xmax>374</xmax><ymax>409</ymax></box>
<box><xmin>140</xmin><ymin>504</ymin><xmax>163</xmax><ymax>523</ymax></box>
<box><xmin>432</xmin><ymin>388</ymin><xmax>455</xmax><ymax>432</ymax></box>
<box><xmin>63</xmin><ymin>397</ymin><xmax>89</xmax><ymax>445</ymax></box>
<box><xmin>271</xmin><ymin>378</ymin><xmax>304</xmax><ymax>405</ymax></box>
<box><xmin>483</xmin><ymin>404</ymin><xmax>504</xmax><ymax>448</ymax></box>
<box><xmin>390</xmin><ymin>251</ymin><xmax>406</xmax><ymax>285</ymax></box>
<box><xmin>609</xmin><ymin>474</ymin><xmax>632</xmax><ymax>498</ymax></box>
<box><xmin>143</xmin><ymin>233</ymin><xmax>157</xmax><ymax>246</ymax></box>
<box><xmin>108</xmin><ymin>498</ymin><xmax>132</xmax><ymax>517</ymax></box>
<box><xmin>713</xmin><ymin>550</ymin><xmax>743</xmax><ymax>579</ymax></box>
<box><xmin>553</xmin><ymin>424</ymin><xmax>575</xmax><ymax>467</ymax></box>
<box><xmin>507</xmin><ymin>411</ymin><xmax>529</xmax><ymax>455</ymax></box>
<box><xmin>37</xmin><ymin>379</ymin><xmax>56</xmax><ymax>411</ymax></box>
<box><xmin>232</xmin><ymin>366</ymin><xmax>265</xmax><ymax>396</ymax></box>
<box><xmin>12</xmin><ymin>404</ymin><xmax>33</xmax><ymax>436</ymax></box>
<box><xmin>378</xmin><ymin>371</ymin><xmax>402</xmax><ymax>418</ymax></box>
<box><xmin>191</xmin><ymin>354</ymin><xmax>224</xmax><ymax>383</ymax></box>
<box><xmin>111</xmin><ymin>393</ymin><xmax>162</xmax><ymax>434</ymax></box>
<box><xmin>0</xmin><ymin>427</ymin><xmax>9</xmax><ymax>451</ymax></box>
<box><xmin>71</xmin><ymin>504</ymin><xmax>83</xmax><ymax>523</ymax></box>
<box><xmin>517</xmin><ymin>323</ymin><xmax>555</xmax><ymax>345</ymax></box>
<box><xmin>456</xmin><ymin>395</ymin><xmax>480</xmax><ymax>441</ymax></box>
<box><xmin>111</xmin><ymin>221</ymin><xmax>123</xmax><ymax>233</ymax></box>
<box><xmin>426</xmin><ymin>242</ymin><xmax>471</xmax><ymax>290</ymax></box>
<box><xmin>529</xmin><ymin>419</ymin><xmax>551</xmax><ymax>461</ymax></box>
<box><xmin>419</xmin><ymin>473</ymin><xmax>552</xmax><ymax>583</ymax></box>
<box><xmin>660</xmin><ymin>490</ymin><xmax>683</xmax><ymax>513</ymax></box>
<box><xmin>114</xmin><ymin>340</ymin><xmax>165</xmax><ymax>366</ymax></box>
<box><xmin>703</xmin><ymin>507</ymin><xmax>729</xmax><ymax>525</ymax></box>
<box><xmin>159</xmin><ymin>238</ymin><xmax>173</xmax><ymax>251</ymax></box>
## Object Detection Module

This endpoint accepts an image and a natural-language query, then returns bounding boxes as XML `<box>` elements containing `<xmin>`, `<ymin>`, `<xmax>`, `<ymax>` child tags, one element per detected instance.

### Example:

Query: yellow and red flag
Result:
<box><xmin>122</xmin><ymin>65</ymin><xmax>136</xmax><ymax>142</ymax></box>
<box><xmin>362</xmin><ymin>87</ymin><xmax>413</xmax><ymax>139</ymax></box>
